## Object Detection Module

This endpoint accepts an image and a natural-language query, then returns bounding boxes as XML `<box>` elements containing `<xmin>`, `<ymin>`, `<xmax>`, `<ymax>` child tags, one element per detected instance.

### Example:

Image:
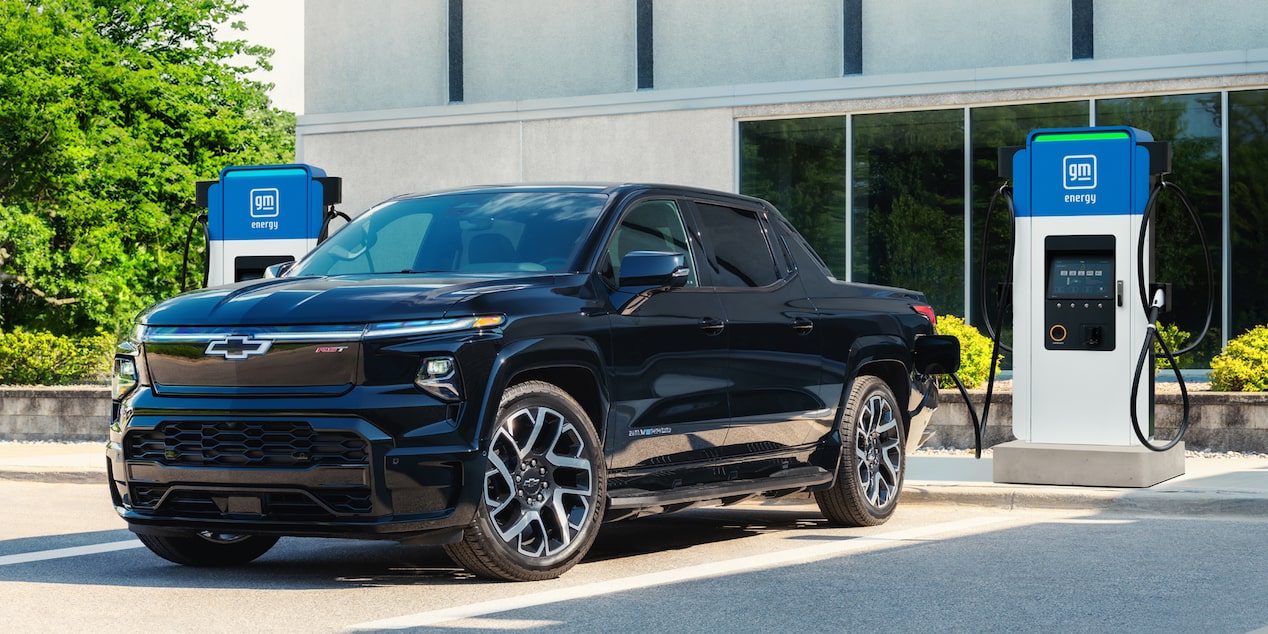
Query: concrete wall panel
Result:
<box><xmin>864</xmin><ymin>0</ymin><xmax>1070</xmax><ymax>75</ymax></box>
<box><xmin>521</xmin><ymin>109</ymin><xmax>735</xmax><ymax>191</ymax></box>
<box><xmin>463</xmin><ymin>0</ymin><xmax>636</xmax><ymax>103</ymax></box>
<box><xmin>301</xmin><ymin>108</ymin><xmax>736</xmax><ymax>213</ymax></box>
<box><xmin>305</xmin><ymin>0</ymin><xmax>449</xmax><ymax>114</ymax></box>
<box><xmin>1096</xmin><ymin>0</ymin><xmax>1268</xmax><ymax>59</ymax></box>
<box><xmin>300</xmin><ymin>123</ymin><xmax>524</xmax><ymax>214</ymax></box>
<box><xmin>654</xmin><ymin>0</ymin><xmax>842</xmax><ymax>89</ymax></box>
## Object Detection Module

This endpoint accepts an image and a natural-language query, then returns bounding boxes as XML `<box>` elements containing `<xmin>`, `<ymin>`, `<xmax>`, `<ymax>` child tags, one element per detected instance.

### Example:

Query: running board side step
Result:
<box><xmin>606</xmin><ymin>466</ymin><xmax>832</xmax><ymax>511</ymax></box>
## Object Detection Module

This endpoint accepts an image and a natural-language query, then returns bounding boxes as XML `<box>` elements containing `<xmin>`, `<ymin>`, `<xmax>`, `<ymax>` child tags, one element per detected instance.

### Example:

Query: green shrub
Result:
<box><xmin>1210</xmin><ymin>325</ymin><xmax>1268</xmax><ymax>392</ymax></box>
<box><xmin>1154</xmin><ymin>322</ymin><xmax>1191</xmax><ymax>372</ymax></box>
<box><xmin>936</xmin><ymin>315</ymin><xmax>1001</xmax><ymax>389</ymax></box>
<box><xmin>0</xmin><ymin>328</ymin><xmax>114</xmax><ymax>386</ymax></box>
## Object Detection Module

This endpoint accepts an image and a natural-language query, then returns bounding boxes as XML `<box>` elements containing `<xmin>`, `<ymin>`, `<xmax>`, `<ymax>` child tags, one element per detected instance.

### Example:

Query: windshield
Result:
<box><xmin>290</xmin><ymin>191</ymin><xmax>609</xmax><ymax>276</ymax></box>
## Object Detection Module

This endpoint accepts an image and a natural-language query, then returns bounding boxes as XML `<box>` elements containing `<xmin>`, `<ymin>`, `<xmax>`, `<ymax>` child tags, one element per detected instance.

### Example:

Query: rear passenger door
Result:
<box><xmin>686</xmin><ymin>198</ymin><xmax>832</xmax><ymax>452</ymax></box>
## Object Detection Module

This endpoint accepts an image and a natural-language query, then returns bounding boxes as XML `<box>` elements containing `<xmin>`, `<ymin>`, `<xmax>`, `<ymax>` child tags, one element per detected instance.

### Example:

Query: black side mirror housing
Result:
<box><xmin>618</xmin><ymin>251</ymin><xmax>688</xmax><ymax>290</ymax></box>
<box><xmin>263</xmin><ymin>260</ymin><xmax>296</xmax><ymax>279</ymax></box>
<box><xmin>914</xmin><ymin>335</ymin><xmax>961</xmax><ymax>375</ymax></box>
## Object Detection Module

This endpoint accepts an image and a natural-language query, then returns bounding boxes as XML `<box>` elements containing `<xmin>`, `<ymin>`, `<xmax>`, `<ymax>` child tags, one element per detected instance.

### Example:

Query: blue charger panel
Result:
<box><xmin>206</xmin><ymin>164</ymin><xmax>327</xmax><ymax>241</ymax></box>
<box><xmin>1012</xmin><ymin>127</ymin><xmax>1154</xmax><ymax>218</ymax></box>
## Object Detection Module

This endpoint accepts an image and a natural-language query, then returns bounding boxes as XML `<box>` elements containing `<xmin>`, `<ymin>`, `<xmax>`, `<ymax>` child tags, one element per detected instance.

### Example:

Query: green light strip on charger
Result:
<box><xmin>1034</xmin><ymin>131</ymin><xmax>1131</xmax><ymax>142</ymax></box>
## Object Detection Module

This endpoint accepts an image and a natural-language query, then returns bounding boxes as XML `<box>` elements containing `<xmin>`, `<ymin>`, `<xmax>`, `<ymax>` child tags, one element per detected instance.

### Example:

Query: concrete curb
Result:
<box><xmin>903</xmin><ymin>481</ymin><xmax>1268</xmax><ymax>518</ymax></box>
<box><xmin>0</xmin><ymin>466</ymin><xmax>105</xmax><ymax>484</ymax></box>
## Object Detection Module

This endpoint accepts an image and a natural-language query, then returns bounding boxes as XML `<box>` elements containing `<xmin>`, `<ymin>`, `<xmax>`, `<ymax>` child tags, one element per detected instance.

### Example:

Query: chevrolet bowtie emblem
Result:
<box><xmin>204</xmin><ymin>336</ymin><xmax>273</xmax><ymax>360</ymax></box>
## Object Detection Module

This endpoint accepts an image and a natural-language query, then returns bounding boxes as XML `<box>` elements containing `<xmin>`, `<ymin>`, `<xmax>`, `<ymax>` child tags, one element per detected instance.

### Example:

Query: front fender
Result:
<box><xmin>475</xmin><ymin>335</ymin><xmax>608</xmax><ymax>448</ymax></box>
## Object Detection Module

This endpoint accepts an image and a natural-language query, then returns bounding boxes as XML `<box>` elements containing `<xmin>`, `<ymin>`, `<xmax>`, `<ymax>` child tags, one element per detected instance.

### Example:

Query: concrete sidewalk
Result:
<box><xmin>0</xmin><ymin>441</ymin><xmax>105</xmax><ymax>483</ymax></box>
<box><xmin>905</xmin><ymin>452</ymin><xmax>1268</xmax><ymax>518</ymax></box>
<box><xmin>2</xmin><ymin>441</ymin><xmax>1267</xmax><ymax>518</ymax></box>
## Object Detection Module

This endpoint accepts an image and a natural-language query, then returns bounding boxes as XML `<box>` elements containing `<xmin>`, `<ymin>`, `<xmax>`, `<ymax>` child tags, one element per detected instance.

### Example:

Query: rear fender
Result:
<box><xmin>833</xmin><ymin>335</ymin><xmax>917</xmax><ymax>446</ymax></box>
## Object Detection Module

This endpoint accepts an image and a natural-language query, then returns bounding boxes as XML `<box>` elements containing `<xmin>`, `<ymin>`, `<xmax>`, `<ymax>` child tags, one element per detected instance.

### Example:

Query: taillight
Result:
<box><xmin>912</xmin><ymin>305</ymin><xmax>937</xmax><ymax>328</ymax></box>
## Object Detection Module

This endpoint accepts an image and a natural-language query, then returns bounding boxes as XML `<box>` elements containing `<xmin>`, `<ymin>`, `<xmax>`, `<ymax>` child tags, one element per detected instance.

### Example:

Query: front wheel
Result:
<box><xmin>136</xmin><ymin>531</ymin><xmax>279</xmax><ymax>566</ymax></box>
<box><xmin>444</xmin><ymin>381</ymin><xmax>605</xmax><ymax>581</ymax></box>
<box><xmin>815</xmin><ymin>375</ymin><xmax>906</xmax><ymax>527</ymax></box>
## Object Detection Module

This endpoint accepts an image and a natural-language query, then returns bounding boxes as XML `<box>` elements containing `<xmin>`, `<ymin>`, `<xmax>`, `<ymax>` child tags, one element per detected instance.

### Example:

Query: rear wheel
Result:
<box><xmin>444</xmin><ymin>381</ymin><xmax>605</xmax><ymax>581</ymax></box>
<box><xmin>815</xmin><ymin>375</ymin><xmax>906</xmax><ymax>526</ymax></box>
<box><xmin>137</xmin><ymin>531</ymin><xmax>279</xmax><ymax>566</ymax></box>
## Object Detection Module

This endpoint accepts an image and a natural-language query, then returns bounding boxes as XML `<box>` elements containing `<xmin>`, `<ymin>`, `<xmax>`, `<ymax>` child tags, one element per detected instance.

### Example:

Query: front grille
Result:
<box><xmin>125</xmin><ymin>421</ymin><xmax>369</xmax><ymax>467</ymax></box>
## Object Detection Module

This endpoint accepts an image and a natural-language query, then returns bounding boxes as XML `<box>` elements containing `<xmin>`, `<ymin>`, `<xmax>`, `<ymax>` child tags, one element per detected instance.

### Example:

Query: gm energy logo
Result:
<box><xmin>249</xmin><ymin>188</ymin><xmax>280</xmax><ymax>217</ymax></box>
<box><xmin>1063</xmin><ymin>155</ymin><xmax>1097</xmax><ymax>190</ymax></box>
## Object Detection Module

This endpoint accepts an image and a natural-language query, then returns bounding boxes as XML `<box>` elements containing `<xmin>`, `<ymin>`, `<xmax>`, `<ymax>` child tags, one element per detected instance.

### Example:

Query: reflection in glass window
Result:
<box><xmin>292</xmin><ymin>191</ymin><xmax>607</xmax><ymax>276</ymax></box>
<box><xmin>735</xmin><ymin>93</ymin><xmax>1265</xmax><ymax>369</ymax></box>
<box><xmin>852</xmin><ymin>109</ymin><xmax>965</xmax><ymax>316</ymax></box>
<box><xmin>1228</xmin><ymin>90</ymin><xmax>1268</xmax><ymax>338</ymax></box>
<box><xmin>1098</xmin><ymin>94</ymin><xmax>1223</xmax><ymax>367</ymax></box>
<box><xmin>739</xmin><ymin>117</ymin><xmax>848</xmax><ymax>277</ymax></box>
<box><xmin>971</xmin><ymin>102</ymin><xmax>1089</xmax><ymax>359</ymax></box>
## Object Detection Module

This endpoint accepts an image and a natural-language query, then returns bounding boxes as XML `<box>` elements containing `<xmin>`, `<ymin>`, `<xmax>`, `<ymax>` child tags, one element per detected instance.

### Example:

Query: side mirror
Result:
<box><xmin>264</xmin><ymin>260</ymin><xmax>296</xmax><ymax>279</ymax></box>
<box><xmin>618</xmin><ymin>251</ymin><xmax>688</xmax><ymax>290</ymax></box>
<box><xmin>914</xmin><ymin>335</ymin><xmax>961</xmax><ymax>375</ymax></box>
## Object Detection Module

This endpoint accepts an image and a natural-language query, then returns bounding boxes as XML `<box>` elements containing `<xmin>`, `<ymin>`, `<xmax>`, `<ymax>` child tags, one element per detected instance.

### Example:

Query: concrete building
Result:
<box><xmin>298</xmin><ymin>0</ymin><xmax>1268</xmax><ymax>360</ymax></box>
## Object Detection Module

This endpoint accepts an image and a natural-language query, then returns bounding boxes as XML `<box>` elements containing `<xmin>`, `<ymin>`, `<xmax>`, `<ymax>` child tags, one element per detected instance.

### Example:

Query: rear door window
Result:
<box><xmin>691</xmin><ymin>202</ymin><xmax>781</xmax><ymax>288</ymax></box>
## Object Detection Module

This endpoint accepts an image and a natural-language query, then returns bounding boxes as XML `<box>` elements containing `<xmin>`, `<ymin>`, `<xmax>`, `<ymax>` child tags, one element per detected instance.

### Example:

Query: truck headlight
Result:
<box><xmin>415</xmin><ymin>356</ymin><xmax>460</xmax><ymax>401</ymax></box>
<box><xmin>112</xmin><ymin>356</ymin><xmax>139</xmax><ymax>401</ymax></box>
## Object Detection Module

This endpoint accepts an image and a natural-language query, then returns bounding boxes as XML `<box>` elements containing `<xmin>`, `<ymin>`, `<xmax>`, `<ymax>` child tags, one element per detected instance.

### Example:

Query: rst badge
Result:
<box><xmin>205</xmin><ymin>336</ymin><xmax>272</xmax><ymax>360</ymax></box>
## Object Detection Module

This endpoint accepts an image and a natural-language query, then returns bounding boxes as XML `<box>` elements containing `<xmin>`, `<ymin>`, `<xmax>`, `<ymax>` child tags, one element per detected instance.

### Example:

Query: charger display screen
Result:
<box><xmin>1048</xmin><ymin>255</ymin><xmax>1113</xmax><ymax>298</ymax></box>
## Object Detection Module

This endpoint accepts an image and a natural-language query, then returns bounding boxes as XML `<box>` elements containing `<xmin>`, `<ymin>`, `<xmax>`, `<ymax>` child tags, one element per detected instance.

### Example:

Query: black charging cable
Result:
<box><xmin>318</xmin><ymin>206</ymin><xmax>352</xmax><ymax>243</ymax></box>
<box><xmin>180</xmin><ymin>212</ymin><xmax>209</xmax><ymax>291</ymax></box>
<box><xmin>1129</xmin><ymin>179</ymin><xmax>1214</xmax><ymax>452</ymax></box>
<box><xmin>945</xmin><ymin>183</ymin><xmax>1016</xmax><ymax>459</ymax></box>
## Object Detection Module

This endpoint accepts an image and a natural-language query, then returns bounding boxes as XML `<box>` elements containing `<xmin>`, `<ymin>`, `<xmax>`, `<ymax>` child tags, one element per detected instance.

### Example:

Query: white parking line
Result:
<box><xmin>350</xmin><ymin>515</ymin><xmax>1014</xmax><ymax>631</ymax></box>
<box><xmin>0</xmin><ymin>540</ymin><xmax>143</xmax><ymax>566</ymax></box>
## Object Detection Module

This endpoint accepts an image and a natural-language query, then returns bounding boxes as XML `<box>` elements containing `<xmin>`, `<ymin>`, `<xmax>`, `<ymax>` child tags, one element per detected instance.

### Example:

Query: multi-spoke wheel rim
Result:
<box><xmin>853</xmin><ymin>393</ymin><xmax>902</xmax><ymax>509</ymax></box>
<box><xmin>483</xmin><ymin>405</ymin><xmax>595</xmax><ymax>559</ymax></box>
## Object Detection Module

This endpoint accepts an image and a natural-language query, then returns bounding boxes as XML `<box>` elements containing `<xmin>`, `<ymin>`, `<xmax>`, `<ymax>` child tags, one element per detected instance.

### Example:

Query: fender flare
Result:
<box><xmin>833</xmin><ymin>334</ymin><xmax>915</xmax><ymax>435</ymax></box>
<box><xmin>473</xmin><ymin>335</ymin><xmax>609</xmax><ymax>449</ymax></box>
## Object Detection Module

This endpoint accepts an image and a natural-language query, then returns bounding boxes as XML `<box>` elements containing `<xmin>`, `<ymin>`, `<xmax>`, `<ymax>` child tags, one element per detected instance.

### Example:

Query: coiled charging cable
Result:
<box><xmin>1129</xmin><ymin>179</ymin><xmax>1214</xmax><ymax>452</ymax></box>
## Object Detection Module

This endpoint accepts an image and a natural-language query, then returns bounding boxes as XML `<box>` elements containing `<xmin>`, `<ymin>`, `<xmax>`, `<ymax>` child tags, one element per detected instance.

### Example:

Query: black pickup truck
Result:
<box><xmin>109</xmin><ymin>183</ymin><xmax>958</xmax><ymax>581</ymax></box>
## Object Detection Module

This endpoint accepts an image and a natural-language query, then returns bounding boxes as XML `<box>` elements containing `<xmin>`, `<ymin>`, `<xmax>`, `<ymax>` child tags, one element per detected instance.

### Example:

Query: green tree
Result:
<box><xmin>0</xmin><ymin>0</ymin><xmax>294</xmax><ymax>337</ymax></box>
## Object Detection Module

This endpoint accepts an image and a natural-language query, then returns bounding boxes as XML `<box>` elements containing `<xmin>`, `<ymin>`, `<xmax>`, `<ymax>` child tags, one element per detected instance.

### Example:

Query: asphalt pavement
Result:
<box><xmin>2</xmin><ymin>441</ymin><xmax>1266</xmax><ymax>518</ymax></box>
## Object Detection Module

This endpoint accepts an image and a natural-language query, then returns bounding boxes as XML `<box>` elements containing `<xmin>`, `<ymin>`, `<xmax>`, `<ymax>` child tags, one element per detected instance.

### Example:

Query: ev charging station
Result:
<box><xmin>194</xmin><ymin>164</ymin><xmax>341</xmax><ymax>286</ymax></box>
<box><xmin>992</xmin><ymin>127</ymin><xmax>1186</xmax><ymax>488</ymax></box>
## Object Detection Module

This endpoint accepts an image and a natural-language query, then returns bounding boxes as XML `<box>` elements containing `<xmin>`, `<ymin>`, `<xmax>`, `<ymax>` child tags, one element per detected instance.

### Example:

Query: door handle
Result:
<box><xmin>699</xmin><ymin>317</ymin><xmax>725</xmax><ymax>335</ymax></box>
<box><xmin>792</xmin><ymin>317</ymin><xmax>814</xmax><ymax>335</ymax></box>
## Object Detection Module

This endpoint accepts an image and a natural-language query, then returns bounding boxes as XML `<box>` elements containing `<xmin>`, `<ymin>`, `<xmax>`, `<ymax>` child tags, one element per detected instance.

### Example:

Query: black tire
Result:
<box><xmin>444</xmin><ymin>381</ymin><xmax>606</xmax><ymax>581</ymax></box>
<box><xmin>815</xmin><ymin>375</ymin><xmax>906</xmax><ymax>527</ymax></box>
<box><xmin>136</xmin><ymin>531</ymin><xmax>279</xmax><ymax>566</ymax></box>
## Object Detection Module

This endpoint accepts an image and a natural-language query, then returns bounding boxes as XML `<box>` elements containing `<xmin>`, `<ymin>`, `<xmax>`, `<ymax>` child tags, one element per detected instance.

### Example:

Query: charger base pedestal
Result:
<box><xmin>993</xmin><ymin>440</ymin><xmax>1185</xmax><ymax>488</ymax></box>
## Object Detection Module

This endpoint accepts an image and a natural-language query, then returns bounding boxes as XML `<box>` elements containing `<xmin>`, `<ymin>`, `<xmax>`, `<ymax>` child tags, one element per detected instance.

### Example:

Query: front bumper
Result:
<box><xmin>108</xmin><ymin>387</ymin><xmax>485</xmax><ymax>540</ymax></box>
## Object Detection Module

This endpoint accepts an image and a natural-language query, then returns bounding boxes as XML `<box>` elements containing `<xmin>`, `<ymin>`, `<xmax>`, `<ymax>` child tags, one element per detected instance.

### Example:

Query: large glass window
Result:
<box><xmin>970</xmin><ymin>102</ymin><xmax>1090</xmax><ymax>353</ymax></box>
<box><xmin>852</xmin><ymin>109</ymin><xmax>965</xmax><ymax>316</ymax></box>
<box><xmin>737</xmin><ymin>91</ymin><xmax>1264</xmax><ymax>368</ymax></box>
<box><xmin>739</xmin><ymin>117</ymin><xmax>849</xmax><ymax>276</ymax></box>
<box><xmin>1228</xmin><ymin>90</ymin><xmax>1268</xmax><ymax>338</ymax></box>
<box><xmin>1098</xmin><ymin>94</ymin><xmax>1224</xmax><ymax>367</ymax></box>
